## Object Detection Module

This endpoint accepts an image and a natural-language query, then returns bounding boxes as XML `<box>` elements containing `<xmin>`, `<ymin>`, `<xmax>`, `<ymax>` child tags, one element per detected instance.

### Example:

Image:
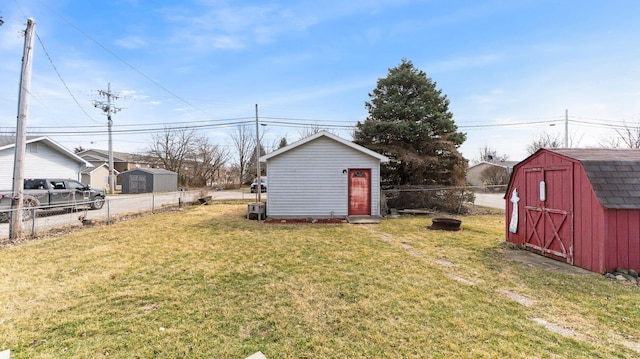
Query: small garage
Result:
<box><xmin>121</xmin><ymin>168</ymin><xmax>178</xmax><ymax>194</ymax></box>
<box><xmin>506</xmin><ymin>148</ymin><xmax>640</xmax><ymax>273</ymax></box>
<box><xmin>259</xmin><ymin>131</ymin><xmax>389</xmax><ymax>218</ymax></box>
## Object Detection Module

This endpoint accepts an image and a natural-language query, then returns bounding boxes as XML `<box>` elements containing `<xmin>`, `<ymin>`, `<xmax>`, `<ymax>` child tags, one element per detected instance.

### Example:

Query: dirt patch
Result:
<box><xmin>500</xmin><ymin>247</ymin><xmax>593</xmax><ymax>275</ymax></box>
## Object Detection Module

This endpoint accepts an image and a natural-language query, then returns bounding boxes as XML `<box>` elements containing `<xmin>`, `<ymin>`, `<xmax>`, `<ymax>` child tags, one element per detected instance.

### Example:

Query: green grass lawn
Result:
<box><xmin>1</xmin><ymin>203</ymin><xmax>640</xmax><ymax>358</ymax></box>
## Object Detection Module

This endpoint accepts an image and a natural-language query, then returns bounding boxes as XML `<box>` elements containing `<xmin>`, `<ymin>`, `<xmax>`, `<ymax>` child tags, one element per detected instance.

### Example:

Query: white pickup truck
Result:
<box><xmin>0</xmin><ymin>178</ymin><xmax>106</xmax><ymax>221</ymax></box>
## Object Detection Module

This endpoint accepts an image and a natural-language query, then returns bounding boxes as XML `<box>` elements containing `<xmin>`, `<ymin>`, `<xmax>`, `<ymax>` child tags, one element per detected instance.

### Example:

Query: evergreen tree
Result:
<box><xmin>354</xmin><ymin>59</ymin><xmax>467</xmax><ymax>188</ymax></box>
<box><xmin>354</xmin><ymin>59</ymin><xmax>469</xmax><ymax>211</ymax></box>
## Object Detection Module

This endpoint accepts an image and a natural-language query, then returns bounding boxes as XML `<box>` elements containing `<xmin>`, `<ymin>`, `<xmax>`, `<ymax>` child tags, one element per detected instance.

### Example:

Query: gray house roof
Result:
<box><xmin>126</xmin><ymin>168</ymin><xmax>177</xmax><ymax>175</ymax></box>
<box><xmin>468</xmin><ymin>160</ymin><xmax>520</xmax><ymax>170</ymax></box>
<box><xmin>77</xmin><ymin>148</ymin><xmax>150</xmax><ymax>163</ymax></box>
<box><xmin>549</xmin><ymin>148</ymin><xmax>640</xmax><ymax>209</ymax></box>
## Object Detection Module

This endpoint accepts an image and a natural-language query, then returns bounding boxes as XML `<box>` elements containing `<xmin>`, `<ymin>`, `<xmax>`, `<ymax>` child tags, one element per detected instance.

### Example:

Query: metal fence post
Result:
<box><xmin>107</xmin><ymin>199</ymin><xmax>111</xmax><ymax>225</ymax></box>
<box><xmin>30</xmin><ymin>208</ymin><xmax>36</xmax><ymax>237</ymax></box>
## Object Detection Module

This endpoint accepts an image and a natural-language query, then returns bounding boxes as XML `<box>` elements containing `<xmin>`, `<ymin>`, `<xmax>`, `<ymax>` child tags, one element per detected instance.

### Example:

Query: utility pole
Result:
<box><xmin>255</xmin><ymin>104</ymin><xmax>261</xmax><ymax>203</ymax></box>
<box><xmin>564</xmin><ymin>109</ymin><xmax>569</xmax><ymax>148</ymax></box>
<box><xmin>94</xmin><ymin>83</ymin><xmax>121</xmax><ymax>194</ymax></box>
<box><xmin>9</xmin><ymin>18</ymin><xmax>36</xmax><ymax>241</ymax></box>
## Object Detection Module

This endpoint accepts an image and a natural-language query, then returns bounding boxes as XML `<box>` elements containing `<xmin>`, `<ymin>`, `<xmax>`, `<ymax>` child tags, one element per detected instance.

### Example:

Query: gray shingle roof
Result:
<box><xmin>549</xmin><ymin>149</ymin><xmax>640</xmax><ymax>209</ymax></box>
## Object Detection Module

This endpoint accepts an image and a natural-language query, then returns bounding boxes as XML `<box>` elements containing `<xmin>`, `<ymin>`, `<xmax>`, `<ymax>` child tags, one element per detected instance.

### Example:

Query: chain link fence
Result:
<box><xmin>0</xmin><ymin>190</ymin><xmax>209</xmax><ymax>241</ymax></box>
<box><xmin>382</xmin><ymin>184</ymin><xmax>508</xmax><ymax>214</ymax></box>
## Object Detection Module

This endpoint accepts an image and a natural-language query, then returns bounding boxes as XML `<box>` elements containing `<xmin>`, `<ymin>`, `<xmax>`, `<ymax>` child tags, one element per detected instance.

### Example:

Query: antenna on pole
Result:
<box><xmin>93</xmin><ymin>83</ymin><xmax>121</xmax><ymax>194</ymax></box>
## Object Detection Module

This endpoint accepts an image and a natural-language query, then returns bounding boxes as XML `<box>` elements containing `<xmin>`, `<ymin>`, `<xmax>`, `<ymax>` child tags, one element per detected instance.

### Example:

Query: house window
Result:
<box><xmin>27</xmin><ymin>143</ymin><xmax>38</xmax><ymax>153</ymax></box>
<box><xmin>353</xmin><ymin>171</ymin><xmax>366</xmax><ymax>178</ymax></box>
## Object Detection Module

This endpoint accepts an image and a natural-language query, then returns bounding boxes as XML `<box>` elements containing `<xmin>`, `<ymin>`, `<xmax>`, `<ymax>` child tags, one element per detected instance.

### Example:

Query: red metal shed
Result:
<box><xmin>505</xmin><ymin>148</ymin><xmax>640</xmax><ymax>273</ymax></box>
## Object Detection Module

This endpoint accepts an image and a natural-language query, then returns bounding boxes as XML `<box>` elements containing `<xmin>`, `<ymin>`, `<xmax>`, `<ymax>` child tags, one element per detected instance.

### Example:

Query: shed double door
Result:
<box><xmin>129</xmin><ymin>175</ymin><xmax>146</xmax><ymax>194</ymax></box>
<box><xmin>523</xmin><ymin>166</ymin><xmax>574</xmax><ymax>264</ymax></box>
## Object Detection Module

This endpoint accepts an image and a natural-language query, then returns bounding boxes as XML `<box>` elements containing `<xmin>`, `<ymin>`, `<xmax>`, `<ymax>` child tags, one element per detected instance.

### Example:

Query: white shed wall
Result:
<box><xmin>266</xmin><ymin>136</ymin><xmax>382</xmax><ymax>217</ymax></box>
<box><xmin>0</xmin><ymin>142</ymin><xmax>85</xmax><ymax>189</ymax></box>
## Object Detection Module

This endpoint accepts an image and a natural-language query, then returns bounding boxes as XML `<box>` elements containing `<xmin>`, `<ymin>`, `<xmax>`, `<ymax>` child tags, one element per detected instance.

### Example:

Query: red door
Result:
<box><xmin>348</xmin><ymin>169</ymin><xmax>371</xmax><ymax>216</ymax></box>
<box><xmin>523</xmin><ymin>166</ymin><xmax>574</xmax><ymax>264</ymax></box>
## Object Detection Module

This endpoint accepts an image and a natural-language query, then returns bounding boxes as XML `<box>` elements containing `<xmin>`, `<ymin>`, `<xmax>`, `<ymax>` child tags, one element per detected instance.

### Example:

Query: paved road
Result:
<box><xmin>474</xmin><ymin>193</ymin><xmax>505</xmax><ymax>209</ymax></box>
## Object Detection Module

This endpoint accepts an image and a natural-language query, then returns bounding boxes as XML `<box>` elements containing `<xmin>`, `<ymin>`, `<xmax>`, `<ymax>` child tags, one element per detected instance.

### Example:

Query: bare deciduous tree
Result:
<box><xmin>526</xmin><ymin>132</ymin><xmax>562</xmax><ymax>155</ymax></box>
<box><xmin>148</xmin><ymin>128</ymin><xmax>196</xmax><ymax>182</ymax></box>
<box><xmin>297</xmin><ymin>123</ymin><xmax>335</xmax><ymax>140</ymax></box>
<box><xmin>473</xmin><ymin>145</ymin><xmax>509</xmax><ymax>165</ymax></box>
<box><xmin>600</xmin><ymin>121</ymin><xmax>640</xmax><ymax>149</ymax></box>
<box><xmin>147</xmin><ymin>128</ymin><xmax>228</xmax><ymax>187</ymax></box>
<box><xmin>480</xmin><ymin>166</ymin><xmax>509</xmax><ymax>185</ymax></box>
<box><xmin>230</xmin><ymin>125</ymin><xmax>254</xmax><ymax>185</ymax></box>
<box><xmin>189</xmin><ymin>136</ymin><xmax>229</xmax><ymax>187</ymax></box>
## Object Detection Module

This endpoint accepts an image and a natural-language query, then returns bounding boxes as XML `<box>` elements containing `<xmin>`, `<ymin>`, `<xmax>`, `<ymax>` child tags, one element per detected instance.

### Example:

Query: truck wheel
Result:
<box><xmin>91</xmin><ymin>196</ymin><xmax>105</xmax><ymax>210</ymax></box>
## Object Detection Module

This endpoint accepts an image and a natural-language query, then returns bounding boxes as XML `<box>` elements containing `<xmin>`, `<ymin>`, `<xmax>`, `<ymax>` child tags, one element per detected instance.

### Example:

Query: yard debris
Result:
<box><xmin>245</xmin><ymin>352</ymin><xmax>267</xmax><ymax>359</ymax></box>
<box><xmin>604</xmin><ymin>267</ymin><xmax>639</xmax><ymax>286</ymax></box>
<box><xmin>532</xmin><ymin>318</ymin><xmax>581</xmax><ymax>340</ymax></box>
<box><xmin>397</xmin><ymin>209</ymin><xmax>433</xmax><ymax>216</ymax></box>
<box><xmin>436</xmin><ymin>259</ymin><xmax>454</xmax><ymax>267</ymax></box>
<box><xmin>499</xmin><ymin>289</ymin><xmax>534</xmax><ymax>307</ymax></box>
<box><xmin>446</xmin><ymin>273</ymin><xmax>475</xmax><ymax>286</ymax></box>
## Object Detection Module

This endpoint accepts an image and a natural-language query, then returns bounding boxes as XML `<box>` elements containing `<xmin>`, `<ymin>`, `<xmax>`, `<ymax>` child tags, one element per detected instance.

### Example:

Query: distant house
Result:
<box><xmin>0</xmin><ymin>136</ymin><xmax>92</xmax><ymax>189</ymax></box>
<box><xmin>77</xmin><ymin>148</ymin><xmax>154</xmax><ymax>174</ymax></box>
<box><xmin>466</xmin><ymin>160</ymin><xmax>519</xmax><ymax>187</ymax></box>
<box><xmin>121</xmin><ymin>168</ymin><xmax>178</xmax><ymax>194</ymax></box>
<box><xmin>81</xmin><ymin>163</ymin><xmax>119</xmax><ymax>190</ymax></box>
<box><xmin>259</xmin><ymin>131</ymin><xmax>389</xmax><ymax>218</ymax></box>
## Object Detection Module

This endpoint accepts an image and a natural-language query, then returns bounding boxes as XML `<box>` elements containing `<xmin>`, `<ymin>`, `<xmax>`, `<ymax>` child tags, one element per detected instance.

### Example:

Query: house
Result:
<box><xmin>121</xmin><ymin>168</ymin><xmax>178</xmax><ymax>194</ymax></box>
<box><xmin>466</xmin><ymin>160</ymin><xmax>519</xmax><ymax>187</ymax></box>
<box><xmin>259</xmin><ymin>131</ymin><xmax>389</xmax><ymax>218</ymax></box>
<box><xmin>505</xmin><ymin>148</ymin><xmax>640</xmax><ymax>273</ymax></box>
<box><xmin>0</xmin><ymin>136</ymin><xmax>92</xmax><ymax>189</ymax></box>
<box><xmin>81</xmin><ymin>163</ymin><xmax>118</xmax><ymax>191</ymax></box>
<box><xmin>77</xmin><ymin>148</ymin><xmax>154</xmax><ymax>175</ymax></box>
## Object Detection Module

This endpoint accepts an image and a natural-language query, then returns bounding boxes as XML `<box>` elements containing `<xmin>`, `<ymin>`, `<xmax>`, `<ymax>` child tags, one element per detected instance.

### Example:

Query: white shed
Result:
<box><xmin>259</xmin><ymin>131</ymin><xmax>389</xmax><ymax>218</ymax></box>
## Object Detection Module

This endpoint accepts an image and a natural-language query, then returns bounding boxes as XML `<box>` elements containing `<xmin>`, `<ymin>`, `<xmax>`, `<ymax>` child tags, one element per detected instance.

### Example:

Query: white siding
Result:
<box><xmin>0</xmin><ymin>142</ymin><xmax>85</xmax><ymax>189</ymax></box>
<box><xmin>266</xmin><ymin>136</ymin><xmax>382</xmax><ymax>218</ymax></box>
<box><xmin>81</xmin><ymin>166</ymin><xmax>110</xmax><ymax>190</ymax></box>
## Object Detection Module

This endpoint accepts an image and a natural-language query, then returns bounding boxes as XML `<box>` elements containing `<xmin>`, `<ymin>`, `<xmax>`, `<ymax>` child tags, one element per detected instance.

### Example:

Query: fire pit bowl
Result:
<box><xmin>428</xmin><ymin>217</ymin><xmax>462</xmax><ymax>231</ymax></box>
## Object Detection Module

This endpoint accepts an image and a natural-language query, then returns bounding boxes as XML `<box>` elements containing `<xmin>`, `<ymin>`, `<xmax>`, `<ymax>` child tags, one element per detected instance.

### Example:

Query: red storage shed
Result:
<box><xmin>505</xmin><ymin>148</ymin><xmax>640</xmax><ymax>273</ymax></box>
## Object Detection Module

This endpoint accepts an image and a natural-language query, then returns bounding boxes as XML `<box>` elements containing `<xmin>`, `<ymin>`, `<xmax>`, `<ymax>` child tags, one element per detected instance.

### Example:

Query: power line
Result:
<box><xmin>34</xmin><ymin>31</ymin><xmax>99</xmax><ymax>124</ymax></box>
<box><xmin>33</xmin><ymin>0</ymin><xmax>217</xmax><ymax>119</ymax></box>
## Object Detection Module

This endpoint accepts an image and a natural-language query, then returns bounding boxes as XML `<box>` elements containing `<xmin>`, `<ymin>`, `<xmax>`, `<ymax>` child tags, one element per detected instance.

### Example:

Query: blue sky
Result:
<box><xmin>1</xmin><ymin>0</ymin><xmax>640</xmax><ymax>162</ymax></box>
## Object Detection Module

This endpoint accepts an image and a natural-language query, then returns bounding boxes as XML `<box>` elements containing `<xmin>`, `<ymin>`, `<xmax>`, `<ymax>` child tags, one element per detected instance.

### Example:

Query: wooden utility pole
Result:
<box><xmin>564</xmin><ymin>109</ymin><xmax>569</xmax><ymax>148</ymax></box>
<box><xmin>9</xmin><ymin>18</ymin><xmax>36</xmax><ymax>241</ymax></box>
<box><xmin>94</xmin><ymin>83</ymin><xmax>120</xmax><ymax>194</ymax></box>
<box><xmin>255</xmin><ymin>104</ymin><xmax>261</xmax><ymax>203</ymax></box>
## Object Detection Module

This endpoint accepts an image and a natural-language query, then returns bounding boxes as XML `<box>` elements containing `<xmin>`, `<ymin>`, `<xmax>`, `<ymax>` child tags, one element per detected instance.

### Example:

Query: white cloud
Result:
<box><xmin>115</xmin><ymin>36</ymin><xmax>147</xmax><ymax>49</ymax></box>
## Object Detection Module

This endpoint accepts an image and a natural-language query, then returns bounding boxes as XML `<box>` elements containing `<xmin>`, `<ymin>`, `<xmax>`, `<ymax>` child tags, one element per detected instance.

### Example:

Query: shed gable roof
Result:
<box><xmin>260</xmin><ymin>131</ymin><xmax>390</xmax><ymax>163</ymax></box>
<box><xmin>548</xmin><ymin>148</ymin><xmax>640</xmax><ymax>209</ymax></box>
